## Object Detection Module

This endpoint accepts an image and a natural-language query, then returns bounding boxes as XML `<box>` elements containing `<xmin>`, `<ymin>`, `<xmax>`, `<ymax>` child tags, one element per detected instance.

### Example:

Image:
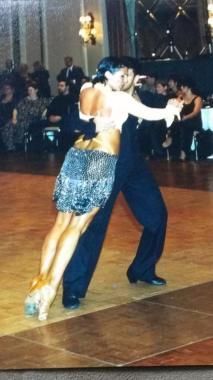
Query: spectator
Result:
<box><xmin>0</xmin><ymin>81</ymin><xmax>17</xmax><ymax>151</ymax></box>
<box><xmin>57</xmin><ymin>56</ymin><xmax>84</xmax><ymax>99</ymax></box>
<box><xmin>30</xmin><ymin>61</ymin><xmax>51</xmax><ymax>98</ymax></box>
<box><xmin>13</xmin><ymin>81</ymin><xmax>50</xmax><ymax>150</ymax></box>
<box><xmin>138</xmin><ymin>78</ymin><xmax>169</xmax><ymax>159</ymax></box>
<box><xmin>167</xmin><ymin>74</ymin><xmax>181</xmax><ymax>99</ymax></box>
<box><xmin>13</xmin><ymin>63</ymin><xmax>31</xmax><ymax>100</ymax></box>
<box><xmin>29</xmin><ymin>77</ymin><xmax>76</xmax><ymax>151</ymax></box>
<box><xmin>164</xmin><ymin>77</ymin><xmax>203</xmax><ymax>160</ymax></box>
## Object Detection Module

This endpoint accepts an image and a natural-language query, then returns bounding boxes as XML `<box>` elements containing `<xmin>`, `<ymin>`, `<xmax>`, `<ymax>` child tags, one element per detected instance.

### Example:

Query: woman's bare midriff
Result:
<box><xmin>74</xmin><ymin>128</ymin><xmax>120</xmax><ymax>155</ymax></box>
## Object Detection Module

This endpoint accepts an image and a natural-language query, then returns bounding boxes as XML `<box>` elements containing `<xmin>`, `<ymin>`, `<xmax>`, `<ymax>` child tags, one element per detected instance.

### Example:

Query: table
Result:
<box><xmin>201</xmin><ymin>108</ymin><xmax>213</xmax><ymax>131</ymax></box>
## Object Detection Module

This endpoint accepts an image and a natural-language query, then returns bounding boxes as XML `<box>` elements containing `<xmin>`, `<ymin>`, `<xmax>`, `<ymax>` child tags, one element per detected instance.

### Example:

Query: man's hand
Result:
<box><xmin>49</xmin><ymin>115</ymin><xmax>62</xmax><ymax>123</ymax></box>
<box><xmin>94</xmin><ymin>117</ymin><xmax>116</xmax><ymax>133</ymax></box>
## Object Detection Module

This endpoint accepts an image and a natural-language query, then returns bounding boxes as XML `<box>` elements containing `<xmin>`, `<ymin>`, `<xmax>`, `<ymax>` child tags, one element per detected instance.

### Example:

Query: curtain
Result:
<box><xmin>105</xmin><ymin>0</ymin><xmax>131</xmax><ymax>56</ymax></box>
<box><xmin>125</xmin><ymin>0</ymin><xmax>136</xmax><ymax>56</ymax></box>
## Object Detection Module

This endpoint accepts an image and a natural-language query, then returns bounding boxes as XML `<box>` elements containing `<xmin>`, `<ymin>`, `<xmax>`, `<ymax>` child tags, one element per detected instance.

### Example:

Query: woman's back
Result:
<box><xmin>79</xmin><ymin>84</ymin><xmax>128</xmax><ymax>131</ymax></box>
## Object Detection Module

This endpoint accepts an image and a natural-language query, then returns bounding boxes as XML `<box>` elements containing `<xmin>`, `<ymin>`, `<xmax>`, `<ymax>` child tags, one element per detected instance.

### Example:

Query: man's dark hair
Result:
<box><xmin>121</xmin><ymin>56</ymin><xmax>141</xmax><ymax>75</ymax></box>
<box><xmin>56</xmin><ymin>74</ymin><xmax>69</xmax><ymax>86</ymax></box>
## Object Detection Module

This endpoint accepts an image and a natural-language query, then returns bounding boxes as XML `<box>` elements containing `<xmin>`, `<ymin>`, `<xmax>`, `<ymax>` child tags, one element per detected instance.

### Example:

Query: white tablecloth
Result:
<box><xmin>201</xmin><ymin>108</ymin><xmax>213</xmax><ymax>131</ymax></box>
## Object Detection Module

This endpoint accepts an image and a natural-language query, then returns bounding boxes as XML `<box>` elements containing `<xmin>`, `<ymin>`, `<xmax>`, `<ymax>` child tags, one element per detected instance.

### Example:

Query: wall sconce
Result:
<box><xmin>208</xmin><ymin>2</ymin><xmax>213</xmax><ymax>30</ymax></box>
<box><xmin>79</xmin><ymin>12</ymin><xmax>96</xmax><ymax>45</ymax></box>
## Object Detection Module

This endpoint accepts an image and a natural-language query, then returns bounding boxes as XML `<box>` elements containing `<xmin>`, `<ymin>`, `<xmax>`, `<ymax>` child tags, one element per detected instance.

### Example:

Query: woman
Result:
<box><xmin>0</xmin><ymin>81</ymin><xmax>17</xmax><ymax>151</ymax></box>
<box><xmin>178</xmin><ymin>78</ymin><xmax>203</xmax><ymax>160</ymax></box>
<box><xmin>163</xmin><ymin>77</ymin><xmax>203</xmax><ymax>160</ymax></box>
<box><xmin>14</xmin><ymin>81</ymin><xmax>50</xmax><ymax>149</ymax></box>
<box><xmin>25</xmin><ymin>57</ymin><xmax>181</xmax><ymax>321</ymax></box>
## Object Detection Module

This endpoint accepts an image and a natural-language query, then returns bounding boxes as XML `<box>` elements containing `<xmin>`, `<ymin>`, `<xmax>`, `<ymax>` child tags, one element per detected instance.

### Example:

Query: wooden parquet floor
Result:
<box><xmin>0</xmin><ymin>151</ymin><xmax>213</xmax><ymax>369</ymax></box>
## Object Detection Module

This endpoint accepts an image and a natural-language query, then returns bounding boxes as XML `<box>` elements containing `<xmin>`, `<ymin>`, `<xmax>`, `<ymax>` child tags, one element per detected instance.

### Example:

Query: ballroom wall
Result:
<box><xmin>0</xmin><ymin>0</ymin><xmax>212</xmax><ymax>95</ymax></box>
<box><xmin>0</xmin><ymin>0</ymin><xmax>109</xmax><ymax>93</ymax></box>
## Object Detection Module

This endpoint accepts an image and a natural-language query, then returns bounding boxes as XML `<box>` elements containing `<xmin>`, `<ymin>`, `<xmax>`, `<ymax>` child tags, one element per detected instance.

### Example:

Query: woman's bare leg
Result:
<box><xmin>25</xmin><ymin>212</ymin><xmax>72</xmax><ymax>317</ymax></box>
<box><xmin>38</xmin><ymin>207</ymin><xmax>99</xmax><ymax>320</ymax></box>
<box><xmin>39</xmin><ymin>212</ymin><xmax>72</xmax><ymax>277</ymax></box>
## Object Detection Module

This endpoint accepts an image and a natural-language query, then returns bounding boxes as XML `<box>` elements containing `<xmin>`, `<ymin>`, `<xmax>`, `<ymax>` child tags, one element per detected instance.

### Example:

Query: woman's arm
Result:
<box><xmin>119</xmin><ymin>92</ymin><xmax>181</xmax><ymax>127</ymax></box>
<box><xmin>182</xmin><ymin>96</ymin><xmax>203</xmax><ymax>121</ymax></box>
<box><xmin>12</xmin><ymin>109</ymin><xmax>17</xmax><ymax>125</ymax></box>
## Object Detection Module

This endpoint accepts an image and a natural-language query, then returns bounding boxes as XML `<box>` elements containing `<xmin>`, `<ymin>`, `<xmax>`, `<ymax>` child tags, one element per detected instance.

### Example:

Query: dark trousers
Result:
<box><xmin>63</xmin><ymin>156</ymin><xmax>167</xmax><ymax>298</ymax></box>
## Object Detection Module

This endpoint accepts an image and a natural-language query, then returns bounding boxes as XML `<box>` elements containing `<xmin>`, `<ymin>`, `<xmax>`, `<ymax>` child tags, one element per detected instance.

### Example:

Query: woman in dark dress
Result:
<box><xmin>0</xmin><ymin>82</ymin><xmax>17</xmax><ymax>151</ymax></box>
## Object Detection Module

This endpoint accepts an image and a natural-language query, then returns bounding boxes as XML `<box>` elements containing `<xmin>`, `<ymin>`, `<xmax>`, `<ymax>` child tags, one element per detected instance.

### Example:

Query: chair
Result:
<box><xmin>42</xmin><ymin>126</ymin><xmax>61</xmax><ymax>150</ymax></box>
<box><xmin>191</xmin><ymin>131</ymin><xmax>200</xmax><ymax>161</ymax></box>
<box><xmin>24</xmin><ymin>131</ymin><xmax>33</xmax><ymax>153</ymax></box>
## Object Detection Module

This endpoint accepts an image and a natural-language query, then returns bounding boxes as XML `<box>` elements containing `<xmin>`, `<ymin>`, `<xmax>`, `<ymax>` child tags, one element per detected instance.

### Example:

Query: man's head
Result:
<box><xmin>168</xmin><ymin>74</ymin><xmax>179</xmax><ymax>91</ymax></box>
<box><xmin>5</xmin><ymin>59</ymin><xmax>13</xmax><ymax>70</ymax></box>
<box><xmin>33</xmin><ymin>61</ymin><xmax>43</xmax><ymax>71</ymax></box>
<box><xmin>120</xmin><ymin>56</ymin><xmax>141</xmax><ymax>92</ymax></box>
<box><xmin>155</xmin><ymin>79</ymin><xmax>168</xmax><ymax>95</ymax></box>
<box><xmin>57</xmin><ymin>78</ymin><xmax>69</xmax><ymax>95</ymax></box>
<box><xmin>2</xmin><ymin>81</ymin><xmax>15</xmax><ymax>96</ymax></box>
<box><xmin>64</xmin><ymin>56</ymin><xmax>73</xmax><ymax>68</ymax></box>
<box><xmin>145</xmin><ymin>73</ymin><xmax>157</xmax><ymax>87</ymax></box>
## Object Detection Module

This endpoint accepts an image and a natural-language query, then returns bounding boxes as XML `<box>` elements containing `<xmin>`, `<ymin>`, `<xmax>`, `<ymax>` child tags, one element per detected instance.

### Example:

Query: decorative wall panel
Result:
<box><xmin>135</xmin><ymin>0</ymin><xmax>207</xmax><ymax>59</ymax></box>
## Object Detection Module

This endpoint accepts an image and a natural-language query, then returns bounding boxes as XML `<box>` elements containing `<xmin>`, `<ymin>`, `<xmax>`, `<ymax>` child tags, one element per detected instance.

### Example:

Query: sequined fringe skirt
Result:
<box><xmin>53</xmin><ymin>147</ymin><xmax>118</xmax><ymax>214</ymax></box>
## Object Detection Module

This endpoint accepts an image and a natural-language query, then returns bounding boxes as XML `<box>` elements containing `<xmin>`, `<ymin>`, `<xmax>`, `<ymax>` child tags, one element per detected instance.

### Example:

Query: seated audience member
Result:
<box><xmin>13</xmin><ymin>81</ymin><xmax>50</xmax><ymax>150</ymax></box>
<box><xmin>150</xmin><ymin>79</ymin><xmax>170</xmax><ymax>157</ymax></box>
<box><xmin>46</xmin><ymin>76</ymin><xmax>76</xmax><ymax>125</ymax></box>
<box><xmin>29</xmin><ymin>77</ymin><xmax>76</xmax><ymax>151</ymax></box>
<box><xmin>167</xmin><ymin>74</ymin><xmax>181</xmax><ymax>99</ymax></box>
<box><xmin>138</xmin><ymin>72</ymin><xmax>158</xmax><ymax>106</ymax></box>
<box><xmin>0</xmin><ymin>81</ymin><xmax>17</xmax><ymax>151</ymax></box>
<box><xmin>30</xmin><ymin>61</ymin><xmax>51</xmax><ymax>98</ymax></box>
<box><xmin>164</xmin><ymin>77</ymin><xmax>203</xmax><ymax>160</ymax></box>
<box><xmin>13</xmin><ymin>63</ymin><xmax>31</xmax><ymax>101</ymax></box>
<box><xmin>0</xmin><ymin>59</ymin><xmax>16</xmax><ymax>88</ymax></box>
<box><xmin>137</xmin><ymin>78</ymin><xmax>169</xmax><ymax>159</ymax></box>
<box><xmin>57</xmin><ymin>56</ymin><xmax>84</xmax><ymax>99</ymax></box>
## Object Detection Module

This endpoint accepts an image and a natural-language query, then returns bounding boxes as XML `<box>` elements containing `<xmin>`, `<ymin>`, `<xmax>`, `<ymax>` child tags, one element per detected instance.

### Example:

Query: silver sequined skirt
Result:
<box><xmin>53</xmin><ymin>147</ymin><xmax>118</xmax><ymax>214</ymax></box>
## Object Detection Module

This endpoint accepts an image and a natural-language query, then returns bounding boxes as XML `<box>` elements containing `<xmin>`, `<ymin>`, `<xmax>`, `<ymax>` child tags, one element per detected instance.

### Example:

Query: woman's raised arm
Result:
<box><xmin>118</xmin><ymin>92</ymin><xmax>182</xmax><ymax>127</ymax></box>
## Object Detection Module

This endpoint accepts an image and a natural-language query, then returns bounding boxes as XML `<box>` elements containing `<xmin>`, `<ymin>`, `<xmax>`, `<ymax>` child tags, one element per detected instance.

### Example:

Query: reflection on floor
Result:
<box><xmin>0</xmin><ymin>152</ymin><xmax>213</xmax><ymax>368</ymax></box>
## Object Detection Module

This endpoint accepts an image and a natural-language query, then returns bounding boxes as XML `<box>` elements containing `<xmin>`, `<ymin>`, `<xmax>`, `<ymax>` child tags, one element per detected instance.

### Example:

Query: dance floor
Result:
<box><xmin>0</xmin><ymin>152</ymin><xmax>213</xmax><ymax>369</ymax></box>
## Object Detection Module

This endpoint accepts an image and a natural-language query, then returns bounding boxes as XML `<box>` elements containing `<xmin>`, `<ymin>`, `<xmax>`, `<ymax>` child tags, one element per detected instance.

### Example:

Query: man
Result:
<box><xmin>29</xmin><ymin>77</ymin><xmax>76</xmax><ymax>151</ymax></box>
<box><xmin>46</xmin><ymin>77</ymin><xmax>72</xmax><ymax>125</ymax></box>
<box><xmin>57</xmin><ymin>56</ymin><xmax>84</xmax><ymax>99</ymax></box>
<box><xmin>62</xmin><ymin>57</ymin><xmax>168</xmax><ymax>309</ymax></box>
<box><xmin>30</xmin><ymin>61</ymin><xmax>51</xmax><ymax>98</ymax></box>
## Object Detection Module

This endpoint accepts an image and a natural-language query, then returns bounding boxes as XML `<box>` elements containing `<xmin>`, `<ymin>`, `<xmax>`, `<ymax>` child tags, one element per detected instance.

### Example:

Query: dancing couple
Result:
<box><xmin>24</xmin><ymin>56</ymin><xmax>182</xmax><ymax>321</ymax></box>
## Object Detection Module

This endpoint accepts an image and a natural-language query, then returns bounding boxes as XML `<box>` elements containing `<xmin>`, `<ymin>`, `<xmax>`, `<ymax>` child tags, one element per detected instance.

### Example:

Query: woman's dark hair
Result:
<box><xmin>179</xmin><ymin>77</ymin><xmax>199</xmax><ymax>94</ymax></box>
<box><xmin>27</xmin><ymin>80</ymin><xmax>39</xmax><ymax>90</ymax></box>
<box><xmin>2</xmin><ymin>80</ymin><xmax>15</xmax><ymax>89</ymax></box>
<box><xmin>92</xmin><ymin>56</ymin><xmax>125</xmax><ymax>84</ymax></box>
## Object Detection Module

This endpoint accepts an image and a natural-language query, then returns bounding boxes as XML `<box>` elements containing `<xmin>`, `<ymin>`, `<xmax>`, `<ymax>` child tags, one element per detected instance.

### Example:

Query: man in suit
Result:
<box><xmin>57</xmin><ymin>56</ymin><xmax>85</xmax><ymax>99</ymax></box>
<box><xmin>62</xmin><ymin>57</ymin><xmax>168</xmax><ymax>309</ymax></box>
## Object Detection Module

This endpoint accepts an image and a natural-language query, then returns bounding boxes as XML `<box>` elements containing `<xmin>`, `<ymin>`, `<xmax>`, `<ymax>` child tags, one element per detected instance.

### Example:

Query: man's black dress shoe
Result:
<box><xmin>62</xmin><ymin>293</ymin><xmax>80</xmax><ymax>310</ymax></box>
<box><xmin>127</xmin><ymin>268</ymin><xmax>167</xmax><ymax>286</ymax></box>
<box><xmin>143</xmin><ymin>276</ymin><xmax>167</xmax><ymax>286</ymax></box>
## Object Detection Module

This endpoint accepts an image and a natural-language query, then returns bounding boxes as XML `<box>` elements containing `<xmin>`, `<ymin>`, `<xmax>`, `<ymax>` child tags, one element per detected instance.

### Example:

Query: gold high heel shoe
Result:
<box><xmin>24</xmin><ymin>274</ymin><xmax>47</xmax><ymax>317</ymax></box>
<box><xmin>38</xmin><ymin>285</ymin><xmax>56</xmax><ymax>321</ymax></box>
<box><xmin>24</xmin><ymin>289</ymin><xmax>41</xmax><ymax>317</ymax></box>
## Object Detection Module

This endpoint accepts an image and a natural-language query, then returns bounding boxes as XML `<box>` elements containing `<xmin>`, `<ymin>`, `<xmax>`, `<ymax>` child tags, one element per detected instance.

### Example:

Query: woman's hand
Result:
<box><xmin>164</xmin><ymin>99</ymin><xmax>183</xmax><ymax>127</ymax></box>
